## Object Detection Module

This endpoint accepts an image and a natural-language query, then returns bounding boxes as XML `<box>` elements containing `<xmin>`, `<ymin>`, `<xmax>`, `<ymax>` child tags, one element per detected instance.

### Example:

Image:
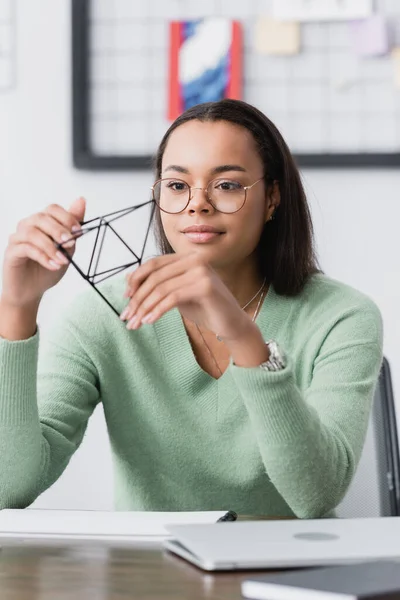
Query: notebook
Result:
<box><xmin>242</xmin><ymin>561</ymin><xmax>400</xmax><ymax>600</ymax></box>
<box><xmin>164</xmin><ymin>518</ymin><xmax>400</xmax><ymax>571</ymax></box>
<box><xmin>0</xmin><ymin>509</ymin><xmax>228</xmax><ymax>542</ymax></box>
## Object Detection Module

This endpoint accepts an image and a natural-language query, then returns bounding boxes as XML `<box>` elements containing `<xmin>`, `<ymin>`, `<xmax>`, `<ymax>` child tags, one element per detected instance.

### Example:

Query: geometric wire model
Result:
<box><xmin>56</xmin><ymin>200</ymin><xmax>156</xmax><ymax>317</ymax></box>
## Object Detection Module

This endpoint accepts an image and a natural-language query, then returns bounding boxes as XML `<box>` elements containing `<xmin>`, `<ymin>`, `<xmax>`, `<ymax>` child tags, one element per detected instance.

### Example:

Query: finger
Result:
<box><xmin>22</xmin><ymin>213</ymin><xmax>78</xmax><ymax>251</ymax></box>
<box><xmin>123</xmin><ymin>272</ymin><xmax>194</xmax><ymax>326</ymax></box>
<box><xmin>124</xmin><ymin>255</ymin><xmax>181</xmax><ymax>298</ymax></box>
<box><xmin>124</xmin><ymin>252</ymin><xmax>203</xmax><ymax>299</ymax></box>
<box><xmin>12</xmin><ymin>242</ymin><xmax>66</xmax><ymax>271</ymax></box>
<box><xmin>121</xmin><ymin>259</ymin><xmax>197</xmax><ymax>320</ymax></box>
<box><xmin>44</xmin><ymin>203</ymin><xmax>83</xmax><ymax>234</ymax></box>
<box><xmin>124</xmin><ymin>254</ymin><xmax>182</xmax><ymax>298</ymax></box>
<box><xmin>67</xmin><ymin>197</ymin><xmax>86</xmax><ymax>224</ymax></box>
<box><xmin>12</xmin><ymin>227</ymin><xmax>71</xmax><ymax>267</ymax></box>
<box><xmin>127</xmin><ymin>284</ymin><xmax>197</xmax><ymax>329</ymax></box>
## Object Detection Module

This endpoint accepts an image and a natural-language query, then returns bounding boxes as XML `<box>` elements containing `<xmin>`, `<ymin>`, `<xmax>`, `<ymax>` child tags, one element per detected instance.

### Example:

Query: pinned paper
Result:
<box><xmin>254</xmin><ymin>17</ymin><xmax>300</xmax><ymax>56</ymax></box>
<box><xmin>392</xmin><ymin>48</ymin><xmax>400</xmax><ymax>89</ymax></box>
<box><xmin>333</xmin><ymin>77</ymin><xmax>356</xmax><ymax>92</ymax></box>
<box><xmin>350</xmin><ymin>14</ymin><xmax>389</xmax><ymax>57</ymax></box>
<box><xmin>272</xmin><ymin>0</ymin><xmax>372</xmax><ymax>22</ymax></box>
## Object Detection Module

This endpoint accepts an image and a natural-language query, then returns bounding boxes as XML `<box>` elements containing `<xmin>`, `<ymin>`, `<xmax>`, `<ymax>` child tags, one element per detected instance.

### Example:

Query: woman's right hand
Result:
<box><xmin>1</xmin><ymin>197</ymin><xmax>86</xmax><ymax>309</ymax></box>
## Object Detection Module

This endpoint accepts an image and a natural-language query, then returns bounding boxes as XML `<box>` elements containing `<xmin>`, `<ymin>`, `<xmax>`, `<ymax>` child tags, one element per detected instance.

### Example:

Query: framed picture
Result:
<box><xmin>168</xmin><ymin>18</ymin><xmax>242</xmax><ymax>121</ymax></box>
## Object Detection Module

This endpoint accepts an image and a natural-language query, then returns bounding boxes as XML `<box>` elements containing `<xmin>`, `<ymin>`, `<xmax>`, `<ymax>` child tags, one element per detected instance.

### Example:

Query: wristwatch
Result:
<box><xmin>259</xmin><ymin>340</ymin><xmax>286</xmax><ymax>372</ymax></box>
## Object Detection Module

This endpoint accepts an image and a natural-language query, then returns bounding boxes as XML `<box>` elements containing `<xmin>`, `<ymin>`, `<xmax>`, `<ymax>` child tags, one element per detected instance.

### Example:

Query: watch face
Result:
<box><xmin>262</xmin><ymin>340</ymin><xmax>286</xmax><ymax>371</ymax></box>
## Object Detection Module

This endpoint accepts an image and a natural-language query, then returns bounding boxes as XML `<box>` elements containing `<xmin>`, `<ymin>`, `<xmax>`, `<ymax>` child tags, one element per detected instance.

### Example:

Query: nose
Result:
<box><xmin>187</xmin><ymin>186</ymin><xmax>215</xmax><ymax>214</ymax></box>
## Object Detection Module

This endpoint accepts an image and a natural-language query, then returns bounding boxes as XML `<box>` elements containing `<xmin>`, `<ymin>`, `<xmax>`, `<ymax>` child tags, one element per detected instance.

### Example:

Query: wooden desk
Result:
<box><xmin>0</xmin><ymin>539</ymin><xmax>265</xmax><ymax>599</ymax></box>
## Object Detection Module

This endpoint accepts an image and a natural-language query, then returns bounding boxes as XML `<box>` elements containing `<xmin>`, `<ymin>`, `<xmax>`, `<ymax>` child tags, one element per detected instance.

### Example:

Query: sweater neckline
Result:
<box><xmin>153</xmin><ymin>282</ymin><xmax>293</xmax><ymax>391</ymax></box>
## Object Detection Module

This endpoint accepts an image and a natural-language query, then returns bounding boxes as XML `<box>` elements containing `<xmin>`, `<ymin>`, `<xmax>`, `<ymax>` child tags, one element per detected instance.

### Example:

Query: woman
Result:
<box><xmin>0</xmin><ymin>99</ymin><xmax>382</xmax><ymax>518</ymax></box>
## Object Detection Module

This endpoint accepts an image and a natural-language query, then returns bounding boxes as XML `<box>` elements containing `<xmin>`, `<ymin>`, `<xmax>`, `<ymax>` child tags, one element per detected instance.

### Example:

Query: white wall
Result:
<box><xmin>1</xmin><ymin>1</ymin><xmax>399</xmax><ymax>509</ymax></box>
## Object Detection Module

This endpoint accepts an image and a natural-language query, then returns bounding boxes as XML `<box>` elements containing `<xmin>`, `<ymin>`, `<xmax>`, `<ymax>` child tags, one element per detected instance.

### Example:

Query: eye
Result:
<box><xmin>214</xmin><ymin>180</ymin><xmax>243</xmax><ymax>192</ymax></box>
<box><xmin>166</xmin><ymin>180</ymin><xmax>189</xmax><ymax>193</ymax></box>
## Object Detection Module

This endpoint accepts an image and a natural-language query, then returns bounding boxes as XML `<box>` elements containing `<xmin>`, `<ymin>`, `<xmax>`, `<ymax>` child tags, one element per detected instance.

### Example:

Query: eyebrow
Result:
<box><xmin>163</xmin><ymin>164</ymin><xmax>247</xmax><ymax>175</ymax></box>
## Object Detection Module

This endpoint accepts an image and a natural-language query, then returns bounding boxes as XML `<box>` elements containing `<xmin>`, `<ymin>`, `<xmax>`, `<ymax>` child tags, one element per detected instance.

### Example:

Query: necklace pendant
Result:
<box><xmin>216</xmin><ymin>334</ymin><xmax>223</xmax><ymax>342</ymax></box>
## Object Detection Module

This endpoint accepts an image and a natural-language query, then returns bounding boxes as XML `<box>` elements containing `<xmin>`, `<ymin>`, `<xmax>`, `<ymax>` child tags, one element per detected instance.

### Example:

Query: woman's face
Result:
<box><xmin>159</xmin><ymin>119</ymin><xmax>279</xmax><ymax>271</ymax></box>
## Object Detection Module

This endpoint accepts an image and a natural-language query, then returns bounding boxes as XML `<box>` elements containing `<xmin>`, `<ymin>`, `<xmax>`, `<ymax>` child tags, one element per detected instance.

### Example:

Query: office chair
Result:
<box><xmin>336</xmin><ymin>357</ymin><xmax>400</xmax><ymax>518</ymax></box>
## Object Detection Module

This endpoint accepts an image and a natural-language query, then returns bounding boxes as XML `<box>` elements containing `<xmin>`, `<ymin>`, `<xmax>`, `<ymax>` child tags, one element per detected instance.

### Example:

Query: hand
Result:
<box><xmin>1</xmin><ymin>198</ymin><xmax>86</xmax><ymax>309</ymax></box>
<box><xmin>121</xmin><ymin>254</ymin><xmax>251</xmax><ymax>341</ymax></box>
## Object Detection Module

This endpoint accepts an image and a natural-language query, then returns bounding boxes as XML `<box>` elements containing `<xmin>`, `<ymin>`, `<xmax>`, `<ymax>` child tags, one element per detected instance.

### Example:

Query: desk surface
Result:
<box><xmin>0</xmin><ymin>539</ymin><xmax>262</xmax><ymax>599</ymax></box>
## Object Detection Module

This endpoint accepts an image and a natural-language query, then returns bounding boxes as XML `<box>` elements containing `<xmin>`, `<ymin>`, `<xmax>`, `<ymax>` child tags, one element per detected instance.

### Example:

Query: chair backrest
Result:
<box><xmin>336</xmin><ymin>357</ymin><xmax>400</xmax><ymax>518</ymax></box>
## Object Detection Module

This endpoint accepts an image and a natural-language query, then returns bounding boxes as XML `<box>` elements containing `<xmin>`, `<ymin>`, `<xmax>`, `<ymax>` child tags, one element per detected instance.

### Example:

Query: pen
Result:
<box><xmin>216</xmin><ymin>510</ymin><xmax>237</xmax><ymax>522</ymax></box>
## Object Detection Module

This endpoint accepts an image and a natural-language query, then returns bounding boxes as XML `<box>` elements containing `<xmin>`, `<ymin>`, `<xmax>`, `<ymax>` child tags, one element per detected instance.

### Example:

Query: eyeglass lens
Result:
<box><xmin>153</xmin><ymin>178</ymin><xmax>247</xmax><ymax>214</ymax></box>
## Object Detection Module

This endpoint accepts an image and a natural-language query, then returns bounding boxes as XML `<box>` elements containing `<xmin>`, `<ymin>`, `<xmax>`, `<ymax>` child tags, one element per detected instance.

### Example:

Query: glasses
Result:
<box><xmin>151</xmin><ymin>177</ymin><xmax>264</xmax><ymax>214</ymax></box>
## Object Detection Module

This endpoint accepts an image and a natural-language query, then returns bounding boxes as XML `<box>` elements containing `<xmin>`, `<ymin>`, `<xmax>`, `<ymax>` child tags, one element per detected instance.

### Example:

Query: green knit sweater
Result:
<box><xmin>0</xmin><ymin>274</ymin><xmax>383</xmax><ymax>518</ymax></box>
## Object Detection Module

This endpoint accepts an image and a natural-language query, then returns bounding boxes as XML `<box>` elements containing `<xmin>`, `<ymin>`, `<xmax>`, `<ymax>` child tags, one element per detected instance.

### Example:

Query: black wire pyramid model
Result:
<box><xmin>56</xmin><ymin>200</ymin><xmax>156</xmax><ymax>317</ymax></box>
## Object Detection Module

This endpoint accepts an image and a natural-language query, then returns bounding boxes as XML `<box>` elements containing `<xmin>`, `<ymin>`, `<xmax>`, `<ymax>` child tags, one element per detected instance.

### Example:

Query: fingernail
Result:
<box><xmin>56</xmin><ymin>251</ymin><xmax>69</xmax><ymax>264</ymax></box>
<box><xmin>141</xmin><ymin>313</ymin><xmax>154</xmax><ymax>324</ymax></box>
<box><xmin>120</xmin><ymin>308</ymin><xmax>130</xmax><ymax>321</ymax></box>
<box><xmin>71</xmin><ymin>225</ymin><xmax>81</xmax><ymax>233</ymax></box>
<box><xmin>60</xmin><ymin>234</ymin><xmax>75</xmax><ymax>248</ymax></box>
<box><xmin>127</xmin><ymin>316</ymin><xmax>138</xmax><ymax>329</ymax></box>
<box><xmin>49</xmin><ymin>260</ymin><xmax>61</xmax><ymax>269</ymax></box>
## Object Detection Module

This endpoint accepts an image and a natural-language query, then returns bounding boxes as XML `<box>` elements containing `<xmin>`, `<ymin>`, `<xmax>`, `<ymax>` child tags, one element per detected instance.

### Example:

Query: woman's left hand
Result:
<box><xmin>120</xmin><ymin>253</ymin><xmax>254</xmax><ymax>341</ymax></box>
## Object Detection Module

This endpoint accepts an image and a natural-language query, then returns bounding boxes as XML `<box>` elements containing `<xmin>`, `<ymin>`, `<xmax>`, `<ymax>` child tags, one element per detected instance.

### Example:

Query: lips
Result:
<box><xmin>182</xmin><ymin>230</ymin><xmax>224</xmax><ymax>244</ymax></box>
<box><xmin>182</xmin><ymin>225</ymin><xmax>223</xmax><ymax>234</ymax></box>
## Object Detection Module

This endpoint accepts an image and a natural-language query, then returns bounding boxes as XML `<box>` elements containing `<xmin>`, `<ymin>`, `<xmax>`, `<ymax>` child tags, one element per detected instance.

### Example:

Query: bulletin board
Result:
<box><xmin>72</xmin><ymin>0</ymin><xmax>400</xmax><ymax>170</ymax></box>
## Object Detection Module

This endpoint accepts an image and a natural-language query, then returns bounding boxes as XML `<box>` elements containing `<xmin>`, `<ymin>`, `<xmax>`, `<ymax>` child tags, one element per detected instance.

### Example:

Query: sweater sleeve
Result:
<box><xmin>228</xmin><ymin>301</ymin><xmax>383</xmax><ymax>519</ymax></box>
<box><xmin>0</xmin><ymin>318</ymin><xmax>100</xmax><ymax>509</ymax></box>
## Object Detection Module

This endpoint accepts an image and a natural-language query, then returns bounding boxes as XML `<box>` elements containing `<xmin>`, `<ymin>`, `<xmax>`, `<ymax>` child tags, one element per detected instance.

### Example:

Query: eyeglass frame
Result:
<box><xmin>150</xmin><ymin>176</ymin><xmax>266</xmax><ymax>215</ymax></box>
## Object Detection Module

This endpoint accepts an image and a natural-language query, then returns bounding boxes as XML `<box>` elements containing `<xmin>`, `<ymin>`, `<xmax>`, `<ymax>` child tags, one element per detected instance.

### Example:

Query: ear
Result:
<box><xmin>264</xmin><ymin>181</ymin><xmax>280</xmax><ymax>224</ymax></box>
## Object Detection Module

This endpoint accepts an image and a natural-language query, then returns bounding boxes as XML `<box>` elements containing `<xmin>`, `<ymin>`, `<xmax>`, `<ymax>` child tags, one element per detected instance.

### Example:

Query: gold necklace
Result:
<box><xmin>238</xmin><ymin>277</ymin><xmax>267</xmax><ymax>312</ymax></box>
<box><xmin>194</xmin><ymin>285</ymin><xmax>267</xmax><ymax>377</ymax></box>
<box><xmin>216</xmin><ymin>277</ymin><xmax>266</xmax><ymax>341</ymax></box>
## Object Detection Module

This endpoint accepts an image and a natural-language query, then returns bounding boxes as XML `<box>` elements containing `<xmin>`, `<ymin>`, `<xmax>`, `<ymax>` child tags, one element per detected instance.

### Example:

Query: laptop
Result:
<box><xmin>242</xmin><ymin>561</ymin><xmax>400</xmax><ymax>600</ymax></box>
<box><xmin>164</xmin><ymin>517</ymin><xmax>400</xmax><ymax>572</ymax></box>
